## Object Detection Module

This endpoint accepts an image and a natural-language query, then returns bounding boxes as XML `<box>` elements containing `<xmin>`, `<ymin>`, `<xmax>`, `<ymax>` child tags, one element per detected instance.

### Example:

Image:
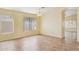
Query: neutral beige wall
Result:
<box><xmin>77</xmin><ymin>9</ymin><xmax>79</xmax><ymax>41</ymax></box>
<box><xmin>0</xmin><ymin>8</ymin><xmax>40</xmax><ymax>41</ymax></box>
<box><xmin>1</xmin><ymin>8</ymin><xmax>79</xmax><ymax>42</ymax></box>
<box><xmin>40</xmin><ymin>8</ymin><xmax>63</xmax><ymax>38</ymax></box>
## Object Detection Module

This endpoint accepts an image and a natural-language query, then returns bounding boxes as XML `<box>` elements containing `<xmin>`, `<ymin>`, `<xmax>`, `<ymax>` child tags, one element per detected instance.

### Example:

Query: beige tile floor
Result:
<box><xmin>0</xmin><ymin>35</ymin><xmax>79</xmax><ymax>51</ymax></box>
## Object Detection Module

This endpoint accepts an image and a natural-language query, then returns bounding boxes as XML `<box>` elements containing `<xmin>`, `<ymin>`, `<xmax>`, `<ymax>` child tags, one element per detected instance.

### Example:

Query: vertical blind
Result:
<box><xmin>0</xmin><ymin>15</ymin><xmax>14</xmax><ymax>34</ymax></box>
<box><xmin>23</xmin><ymin>17</ymin><xmax>36</xmax><ymax>32</ymax></box>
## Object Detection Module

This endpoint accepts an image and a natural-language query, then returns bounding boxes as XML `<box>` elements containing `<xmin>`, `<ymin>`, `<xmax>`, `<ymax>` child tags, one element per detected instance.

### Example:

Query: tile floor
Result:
<box><xmin>0</xmin><ymin>35</ymin><xmax>79</xmax><ymax>51</ymax></box>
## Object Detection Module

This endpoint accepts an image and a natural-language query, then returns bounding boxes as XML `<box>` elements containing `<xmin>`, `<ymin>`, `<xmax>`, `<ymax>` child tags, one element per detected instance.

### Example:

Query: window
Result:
<box><xmin>23</xmin><ymin>17</ymin><xmax>36</xmax><ymax>32</ymax></box>
<box><xmin>0</xmin><ymin>14</ymin><xmax>14</xmax><ymax>34</ymax></box>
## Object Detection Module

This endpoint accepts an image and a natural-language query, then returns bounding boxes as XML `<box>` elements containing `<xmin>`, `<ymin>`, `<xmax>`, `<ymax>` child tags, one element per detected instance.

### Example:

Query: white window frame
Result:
<box><xmin>0</xmin><ymin>14</ymin><xmax>14</xmax><ymax>34</ymax></box>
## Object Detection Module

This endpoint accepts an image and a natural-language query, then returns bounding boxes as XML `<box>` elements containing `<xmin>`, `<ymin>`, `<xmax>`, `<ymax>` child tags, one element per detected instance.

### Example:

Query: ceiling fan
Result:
<box><xmin>38</xmin><ymin>7</ymin><xmax>45</xmax><ymax>16</ymax></box>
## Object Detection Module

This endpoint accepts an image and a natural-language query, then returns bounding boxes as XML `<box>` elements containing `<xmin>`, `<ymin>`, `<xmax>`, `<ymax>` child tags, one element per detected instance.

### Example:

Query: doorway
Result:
<box><xmin>63</xmin><ymin>8</ymin><xmax>77</xmax><ymax>43</ymax></box>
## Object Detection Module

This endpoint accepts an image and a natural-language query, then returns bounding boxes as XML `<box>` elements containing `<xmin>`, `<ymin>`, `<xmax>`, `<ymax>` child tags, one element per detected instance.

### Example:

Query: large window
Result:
<box><xmin>23</xmin><ymin>17</ymin><xmax>36</xmax><ymax>32</ymax></box>
<box><xmin>0</xmin><ymin>14</ymin><xmax>14</xmax><ymax>34</ymax></box>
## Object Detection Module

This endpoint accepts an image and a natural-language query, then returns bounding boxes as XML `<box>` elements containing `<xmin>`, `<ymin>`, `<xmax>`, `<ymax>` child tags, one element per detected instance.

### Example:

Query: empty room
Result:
<box><xmin>0</xmin><ymin>7</ymin><xmax>79</xmax><ymax>51</ymax></box>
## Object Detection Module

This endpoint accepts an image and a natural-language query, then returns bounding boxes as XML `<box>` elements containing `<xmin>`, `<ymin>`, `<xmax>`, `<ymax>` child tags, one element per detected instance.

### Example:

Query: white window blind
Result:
<box><xmin>23</xmin><ymin>17</ymin><xmax>36</xmax><ymax>32</ymax></box>
<box><xmin>0</xmin><ymin>14</ymin><xmax>14</xmax><ymax>34</ymax></box>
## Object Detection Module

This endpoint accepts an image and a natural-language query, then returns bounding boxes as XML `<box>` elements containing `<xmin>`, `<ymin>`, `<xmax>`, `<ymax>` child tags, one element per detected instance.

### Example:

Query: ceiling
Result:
<box><xmin>2</xmin><ymin>7</ymin><xmax>41</xmax><ymax>14</ymax></box>
<box><xmin>2</xmin><ymin>7</ymin><xmax>78</xmax><ymax>16</ymax></box>
<box><xmin>2</xmin><ymin>7</ymin><xmax>50</xmax><ymax>16</ymax></box>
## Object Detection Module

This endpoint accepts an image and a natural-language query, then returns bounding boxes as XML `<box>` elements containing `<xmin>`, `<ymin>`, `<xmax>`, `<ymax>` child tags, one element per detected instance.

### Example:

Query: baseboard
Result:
<box><xmin>0</xmin><ymin>34</ymin><xmax>40</xmax><ymax>42</ymax></box>
<box><xmin>40</xmin><ymin>34</ymin><xmax>63</xmax><ymax>39</ymax></box>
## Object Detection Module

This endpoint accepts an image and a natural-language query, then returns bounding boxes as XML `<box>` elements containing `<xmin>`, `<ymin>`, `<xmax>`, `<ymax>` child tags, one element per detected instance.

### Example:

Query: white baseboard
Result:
<box><xmin>40</xmin><ymin>34</ymin><xmax>63</xmax><ymax>39</ymax></box>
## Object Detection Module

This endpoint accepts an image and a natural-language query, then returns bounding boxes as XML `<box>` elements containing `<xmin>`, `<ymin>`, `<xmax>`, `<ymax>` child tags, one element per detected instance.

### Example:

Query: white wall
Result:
<box><xmin>40</xmin><ymin>8</ymin><xmax>63</xmax><ymax>38</ymax></box>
